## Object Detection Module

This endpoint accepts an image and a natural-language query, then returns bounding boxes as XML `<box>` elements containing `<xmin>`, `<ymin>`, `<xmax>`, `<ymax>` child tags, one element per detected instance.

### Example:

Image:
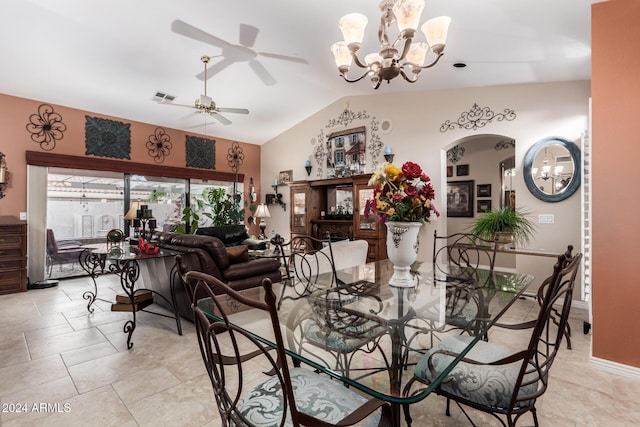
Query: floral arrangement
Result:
<box><xmin>364</xmin><ymin>161</ymin><xmax>439</xmax><ymax>223</ymax></box>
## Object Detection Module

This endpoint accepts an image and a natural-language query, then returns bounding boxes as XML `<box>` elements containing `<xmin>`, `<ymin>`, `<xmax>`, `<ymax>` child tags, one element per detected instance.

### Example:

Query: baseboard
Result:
<box><xmin>590</xmin><ymin>356</ymin><xmax>640</xmax><ymax>380</ymax></box>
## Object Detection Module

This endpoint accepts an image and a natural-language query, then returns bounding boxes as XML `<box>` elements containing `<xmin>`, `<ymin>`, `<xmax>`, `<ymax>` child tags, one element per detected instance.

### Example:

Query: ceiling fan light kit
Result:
<box><xmin>331</xmin><ymin>0</ymin><xmax>451</xmax><ymax>89</ymax></box>
<box><xmin>157</xmin><ymin>54</ymin><xmax>249</xmax><ymax>126</ymax></box>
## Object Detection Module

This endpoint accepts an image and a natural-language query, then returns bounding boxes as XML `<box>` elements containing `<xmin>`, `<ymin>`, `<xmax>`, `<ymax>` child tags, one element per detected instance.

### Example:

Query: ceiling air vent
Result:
<box><xmin>153</xmin><ymin>92</ymin><xmax>175</xmax><ymax>102</ymax></box>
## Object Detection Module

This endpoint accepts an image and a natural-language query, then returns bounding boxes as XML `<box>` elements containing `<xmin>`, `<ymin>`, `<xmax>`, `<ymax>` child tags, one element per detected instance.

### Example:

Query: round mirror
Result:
<box><xmin>523</xmin><ymin>136</ymin><xmax>581</xmax><ymax>202</ymax></box>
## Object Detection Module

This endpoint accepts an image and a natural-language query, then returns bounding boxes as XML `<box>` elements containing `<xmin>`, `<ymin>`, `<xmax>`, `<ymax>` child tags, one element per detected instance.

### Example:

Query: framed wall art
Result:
<box><xmin>279</xmin><ymin>170</ymin><xmax>293</xmax><ymax>184</ymax></box>
<box><xmin>446</xmin><ymin>180</ymin><xmax>474</xmax><ymax>217</ymax></box>
<box><xmin>456</xmin><ymin>164</ymin><xmax>469</xmax><ymax>176</ymax></box>
<box><xmin>477</xmin><ymin>184</ymin><xmax>492</xmax><ymax>197</ymax></box>
<box><xmin>477</xmin><ymin>199</ymin><xmax>492</xmax><ymax>213</ymax></box>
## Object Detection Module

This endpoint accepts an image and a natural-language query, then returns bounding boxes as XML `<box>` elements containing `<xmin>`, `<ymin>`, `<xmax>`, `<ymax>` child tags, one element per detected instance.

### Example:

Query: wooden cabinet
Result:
<box><xmin>289</xmin><ymin>175</ymin><xmax>386</xmax><ymax>262</ymax></box>
<box><xmin>0</xmin><ymin>218</ymin><xmax>27</xmax><ymax>294</ymax></box>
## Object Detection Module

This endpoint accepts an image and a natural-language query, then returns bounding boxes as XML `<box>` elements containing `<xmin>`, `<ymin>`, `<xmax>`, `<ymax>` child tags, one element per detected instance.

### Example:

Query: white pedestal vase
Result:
<box><xmin>385</xmin><ymin>221</ymin><xmax>422</xmax><ymax>287</ymax></box>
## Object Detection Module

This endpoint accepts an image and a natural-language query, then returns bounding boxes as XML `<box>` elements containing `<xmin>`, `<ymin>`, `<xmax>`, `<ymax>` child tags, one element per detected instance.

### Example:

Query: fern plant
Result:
<box><xmin>470</xmin><ymin>207</ymin><xmax>536</xmax><ymax>246</ymax></box>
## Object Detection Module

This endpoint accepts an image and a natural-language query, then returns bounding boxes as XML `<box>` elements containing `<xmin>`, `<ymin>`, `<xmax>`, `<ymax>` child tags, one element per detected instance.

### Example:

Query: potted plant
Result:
<box><xmin>470</xmin><ymin>207</ymin><xmax>536</xmax><ymax>248</ymax></box>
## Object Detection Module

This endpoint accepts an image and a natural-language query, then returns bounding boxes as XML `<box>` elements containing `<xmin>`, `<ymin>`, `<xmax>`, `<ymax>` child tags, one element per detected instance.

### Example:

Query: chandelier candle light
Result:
<box><xmin>331</xmin><ymin>0</ymin><xmax>451</xmax><ymax>89</ymax></box>
<box><xmin>365</xmin><ymin>161</ymin><xmax>439</xmax><ymax>287</ymax></box>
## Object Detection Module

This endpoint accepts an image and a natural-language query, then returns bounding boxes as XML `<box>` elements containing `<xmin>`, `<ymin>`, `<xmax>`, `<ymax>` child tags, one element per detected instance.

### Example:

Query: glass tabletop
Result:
<box><xmin>84</xmin><ymin>243</ymin><xmax>181</xmax><ymax>260</ymax></box>
<box><xmin>198</xmin><ymin>259</ymin><xmax>534</xmax><ymax>405</ymax></box>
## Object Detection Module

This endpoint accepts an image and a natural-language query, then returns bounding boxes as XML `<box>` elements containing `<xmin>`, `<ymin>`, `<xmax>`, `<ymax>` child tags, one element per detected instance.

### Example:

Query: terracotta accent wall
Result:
<box><xmin>592</xmin><ymin>0</ymin><xmax>640</xmax><ymax>367</ymax></box>
<box><xmin>0</xmin><ymin>93</ymin><xmax>263</xmax><ymax>235</ymax></box>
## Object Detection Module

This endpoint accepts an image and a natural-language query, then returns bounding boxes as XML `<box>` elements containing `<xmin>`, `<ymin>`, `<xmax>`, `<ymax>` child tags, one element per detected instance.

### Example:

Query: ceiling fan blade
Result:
<box><xmin>249</xmin><ymin>59</ymin><xmax>276</xmax><ymax>86</ymax></box>
<box><xmin>211</xmin><ymin>112</ymin><xmax>232</xmax><ymax>125</ymax></box>
<box><xmin>217</xmin><ymin>107</ymin><xmax>249</xmax><ymax>114</ymax></box>
<box><xmin>196</xmin><ymin>58</ymin><xmax>235</xmax><ymax>81</ymax></box>
<box><xmin>157</xmin><ymin>101</ymin><xmax>195</xmax><ymax>109</ymax></box>
<box><xmin>239</xmin><ymin>23</ymin><xmax>259</xmax><ymax>48</ymax></box>
<box><xmin>171</xmin><ymin>19</ymin><xmax>231</xmax><ymax>49</ymax></box>
<box><xmin>258</xmin><ymin>51</ymin><xmax>309</xmax><ymax>64</ymax></box>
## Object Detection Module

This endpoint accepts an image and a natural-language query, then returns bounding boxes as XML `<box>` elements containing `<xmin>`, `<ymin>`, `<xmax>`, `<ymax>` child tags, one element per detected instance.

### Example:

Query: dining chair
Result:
<box><xmin>402</xmin><ymin>252</ymin><xmax>582</xmax><ymax>427</ymax></box>
<box><xmin>432</xmin><ymin>230</ymin><xmax>499</xmax><ymax>278</ymax></box>
<box><xmin>276</xmin><ymin>235</ymin><xmax>337</xmax><ymax>308</ymax></box>
<box><xmin>45</xmin><ymin>228</ymin><xmax>85</xmax><ymax>277</ymax></box>
<box><xmin>187</xmin><ymin>271</ymin><xmax>392</xmax><ymax>426</ymax></box>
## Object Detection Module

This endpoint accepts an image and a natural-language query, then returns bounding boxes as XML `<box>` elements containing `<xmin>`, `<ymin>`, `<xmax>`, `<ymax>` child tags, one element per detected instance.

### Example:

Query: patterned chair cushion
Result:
<box><xmin>238</xmin><ymin>367</ymin><xmax>380</xmax><ymax>426</ymax></box>
<box><xmin>303</xmin><ymin>321</ymin><xmax>386</xmax><ymax>352</ymax></box>
<box><xmin>415</xmin><ymin>335</ymin><xmax>538</xmax><ymax>410</ymax></box>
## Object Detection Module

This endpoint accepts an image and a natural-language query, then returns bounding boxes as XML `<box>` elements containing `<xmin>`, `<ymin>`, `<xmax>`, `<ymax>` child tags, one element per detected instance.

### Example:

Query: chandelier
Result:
<box><xmin>531</xmin><ymin>147</ymin><xmax>564</xmax><ymax>181</ymax></box>
<box><xmin>331</xmin><ymin>0</ymin><xmax>451</xmax><ymax>89</ymax></box>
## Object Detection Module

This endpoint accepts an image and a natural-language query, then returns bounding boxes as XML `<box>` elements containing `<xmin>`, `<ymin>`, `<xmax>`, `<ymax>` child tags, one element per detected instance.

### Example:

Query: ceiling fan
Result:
<box><xmin>159</xmin><ymin>55</ymin><xmax>249</xmax><ymax>125</ymax></box>
<box><xmin>171</xmin><ymin>20</ymin><xmax>308</xmax><ymax>86</ymax></box>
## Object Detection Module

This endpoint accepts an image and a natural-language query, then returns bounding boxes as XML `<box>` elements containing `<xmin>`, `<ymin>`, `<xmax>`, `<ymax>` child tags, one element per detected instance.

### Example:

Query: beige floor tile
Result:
<box><xmin>127</xmin><ymin>374</ymin><xmax>218</xmax><ymax>427</ymax></box>
<box><xmin>1</xmin><ymin>385</ymin><xmax>134</xmax><ymax>427</ymax></box>
<box><xmin>67</xmin><ymin>350</ymin><xmax>158</xmax><ymax>394</ymax></box>
<box><xmin>26</xmin><ymin>326</ymin><xmax>109</xmax><ymax>360</ymax></box>
<box><xmin>0</xmin><ymin>355</ymin><xmax>69</xmax><ymax>397</ymax></box>
<box><xmin>0</xmin><ymin>376</ymin><xmax>78</xmax><ymax>423</ymax></box>
<box><xmin>111</xmin><ymin>364</ymin><xmax>182</xmax><ymax>405</ymax></box>
<box><xmin>61</xmin><ymin>341</ymin><xmax>119</xmax><ymax>367</ymax></box>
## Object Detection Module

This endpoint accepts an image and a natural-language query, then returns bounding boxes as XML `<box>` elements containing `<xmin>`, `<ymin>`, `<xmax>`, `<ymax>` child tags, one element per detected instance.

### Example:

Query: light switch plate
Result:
<box><xmin>538</xmin><ymin>214</ymin><xmax>554</xmax><ymax>224</ymax></box>
<box><xmin>19</xmin><ymin>212</ymin><xmax>27</xmax><ymax>220</ymax></box>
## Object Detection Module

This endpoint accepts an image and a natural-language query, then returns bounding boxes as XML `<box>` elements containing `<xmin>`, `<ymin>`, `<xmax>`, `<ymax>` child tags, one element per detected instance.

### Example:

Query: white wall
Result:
<box><xmin>261</xmin><ymin>80</ymin><xmax>589</xmax><ymax>298</ymax></box>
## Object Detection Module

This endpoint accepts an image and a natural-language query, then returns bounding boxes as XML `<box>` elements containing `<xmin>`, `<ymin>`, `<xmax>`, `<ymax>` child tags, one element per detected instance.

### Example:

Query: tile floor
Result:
<box><xmin>1</xmin><ymin>273</ymin><xmax>639</xmax><ymax>426</ymax></box>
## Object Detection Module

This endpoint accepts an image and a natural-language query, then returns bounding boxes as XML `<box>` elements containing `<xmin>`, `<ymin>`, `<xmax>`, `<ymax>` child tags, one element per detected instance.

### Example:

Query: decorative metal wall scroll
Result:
<box><xmin>185</xmin><ymin>135</ymin><xmax>215</xmax><ymax>169</ymax></box>
<box><xmin>325</xmin><ymin>105</ymin><xmax>370</xmax><ymax>128</ymax></box>
<box><xmin>447</xmin><ymin>146</ymin><xmax>466</xmax><ymax>164</ymax></box>
<box><xmin>85</xmin><ymin>116</ymin><xmax>131</xmax><ymax>159</ymax></box>
<box><xmin>25</xmin><ymin>104</ymin><xmax>67</xmax><ymax>151</ymax></box>
<box><xmin>440</xmin><ymin>103</ymin><xmax>517</xmax><ymax>132</ymax></box>
<box><xmin>495</xmin><ymin>139</ymin><xmax>516</xmax><ymax>151</ymax></box>
<box><xmin>227</xmin><ymin>142</ymin><xmax>244</xmax><ymax>172</ymax></box>
<box><xmin>146</xmin><ymin>127</ymin><xmax>172</xmax><ymax>163</ymax></box>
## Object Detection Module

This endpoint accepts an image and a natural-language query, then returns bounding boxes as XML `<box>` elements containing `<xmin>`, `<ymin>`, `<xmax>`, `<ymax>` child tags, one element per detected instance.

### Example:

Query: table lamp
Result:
<box><xmin>254</xmin><ymin>203</ymin><xmax>271</xmax><ymax>240</ymax></box>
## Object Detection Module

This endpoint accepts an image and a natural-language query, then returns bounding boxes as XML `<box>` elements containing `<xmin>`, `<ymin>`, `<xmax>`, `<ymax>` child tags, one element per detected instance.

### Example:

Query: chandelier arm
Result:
<box><xmin>350</xmin><ymin>50</ymin><xmax>369</xmax><ymax>69</ymax></box>
<box><xmin>378</xmin><ymin>7</ymin><xmax>393</xmax><ymax>46</ymax></box>
<box><xmin>340</xmin><ymin>69</ymin><xmax>371</xmax><ymax>84</ymax></box>
<box><xmin>413</xmin><ymin>52</ymin><xmax>445</xmax><ymax>70</ymax></box>
<box><xmin>395</xmin><ymin>36</ymin><xmax>413</xmax><ymax>62</ymax></box>
<box><xmin>399</xmin><ymin>68</ymin><xmax>420</xmax><ymax>83</ymax></box>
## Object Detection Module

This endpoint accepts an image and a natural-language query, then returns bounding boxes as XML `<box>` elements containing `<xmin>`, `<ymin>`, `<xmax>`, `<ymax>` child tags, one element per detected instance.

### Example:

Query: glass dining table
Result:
<box><xmin>198</xmin><ymin>259</ymin><xmax>534</xmax><ymax>426</ymax></box>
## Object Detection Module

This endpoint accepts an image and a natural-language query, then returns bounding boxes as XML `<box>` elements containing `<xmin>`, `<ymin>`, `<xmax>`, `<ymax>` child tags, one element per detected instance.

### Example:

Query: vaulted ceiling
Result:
<box><xmin>1</xmin><ymin>0</ymin><xmax>595</xmax><ymax>145</ymax></box>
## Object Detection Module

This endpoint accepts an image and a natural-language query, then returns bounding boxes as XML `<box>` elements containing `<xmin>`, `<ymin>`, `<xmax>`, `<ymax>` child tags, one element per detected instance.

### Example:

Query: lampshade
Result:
<box><xmin>392</xmin><ymin>0</ymin><xmax>425</xmax><ymax>32</ymax></box>
<box><xmin>406</xmin><ymin>42</ymin><xmax>428</xmax><ymax>66</ymax></box>
<box><xmin>255</xmin><ymin>204</ymin><xmax>271</xmax><ymax>219</ymax></box>
<box><xmin>338</xmin><ymin>13</ymin><xmax>368</xmax><ymax>45</ymax></box>
<box><xmin>331</xmin><ymin>42</ymin><xmax>353</xmax><ymax>68</ymax></box>
<box><xmin>422</xmin><ymin>16</ymin><xmax>451</xmax><ymax>48</ymax></box>
<box><xmin>124</xmin><ymin>201</ymin><xmax>142</xmax><ymax>220</ymax></box>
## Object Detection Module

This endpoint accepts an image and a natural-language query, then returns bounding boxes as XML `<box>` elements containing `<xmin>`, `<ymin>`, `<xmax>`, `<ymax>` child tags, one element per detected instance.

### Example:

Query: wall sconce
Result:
<box><xmin>267</xmin><ymin>179</ymin><xmax>286</xmax><ymax>211</ymax></box>
<box><xmin>0</xmin><ymin>152</ymin><xmax>8</xmax><ymax>199</ymax></box>
<box><xmin>249</xmin><ymin>177</ymin><xmax>257</xmax><ymax>202</ymax></box>
<box><xmin>384</xmin><ymin>146</ymin><xmax>394</xmax><ymax>163</ymax></box>
<box><xmin>305</xmin><ymin>159</ymin><xmax>312</xmax><ymax>176</ymax></box>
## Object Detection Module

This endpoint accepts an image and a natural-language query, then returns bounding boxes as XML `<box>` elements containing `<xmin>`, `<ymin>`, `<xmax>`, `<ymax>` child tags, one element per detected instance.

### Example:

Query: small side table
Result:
<box><xmin>79</xmin><ymin>244</ymin><xmax>183</xmax><ymax>349</ymax></box>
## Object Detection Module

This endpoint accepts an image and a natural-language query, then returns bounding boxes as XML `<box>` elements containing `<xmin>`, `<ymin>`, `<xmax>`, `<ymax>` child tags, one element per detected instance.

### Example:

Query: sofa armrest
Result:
<box><xmin>226</xmin><ymin>245</ymin><xmax>249</xmax><ymax>264</ymax></box>
<box><xmin>223</xmin><ymin>258</ymin><xmax>281</xmax><ymax>281</ymax></box>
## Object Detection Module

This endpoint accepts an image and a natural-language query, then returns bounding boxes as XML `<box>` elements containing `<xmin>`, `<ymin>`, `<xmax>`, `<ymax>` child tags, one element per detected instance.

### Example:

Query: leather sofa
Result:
<box><xmin>195</xmin><ymin>224</ymin><xmax>267</xmax><ymax>249</ymax></box>
<box><xmin>142</xmin><ymin>231</ymin><xmax>281</xmax><ymax>321</ymax></box>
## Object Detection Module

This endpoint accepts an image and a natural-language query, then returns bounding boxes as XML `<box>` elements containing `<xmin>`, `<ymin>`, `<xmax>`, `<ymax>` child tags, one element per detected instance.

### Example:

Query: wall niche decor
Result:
<box><xmin>186</xmin><ymin>135</ymin><xmax>215</xmax><ymax>169</ymax></box>
<box><xmin>85</xmin><ymin>116</ymin><xmax>131</xmax><ymax>159</ymax></box>
<box><xmin>26</xmin><ymin>104</ymin><xmax>67</xmax><ymax>151</ymax></box>
<box><xmin>146</xmin><ymin>127</ymin><xmax>172</xmax><ymax>163</ymax></box>
<box><xmin>440</xmin><ymin>103</ymin><xmax>517</xmax><ymax>132</ymax></box>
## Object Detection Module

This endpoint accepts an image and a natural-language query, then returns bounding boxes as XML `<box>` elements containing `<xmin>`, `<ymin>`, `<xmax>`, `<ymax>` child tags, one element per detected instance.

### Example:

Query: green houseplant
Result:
<box><xmin>470</xmin><ymin>207</ymin><xmax>536</xmax><ymax>248</ymax></box>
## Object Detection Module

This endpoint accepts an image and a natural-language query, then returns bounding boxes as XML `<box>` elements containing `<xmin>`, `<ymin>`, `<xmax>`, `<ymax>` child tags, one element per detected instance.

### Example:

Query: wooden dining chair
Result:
<box><xmin>187</xmin><ymin>270</ymin><xmax>392</xmax><ymax>426</ymax></box>
<box><xmin>403</xmin><ymin>252</ymin><xmax>582</xmax><ymax>427</ymax></box>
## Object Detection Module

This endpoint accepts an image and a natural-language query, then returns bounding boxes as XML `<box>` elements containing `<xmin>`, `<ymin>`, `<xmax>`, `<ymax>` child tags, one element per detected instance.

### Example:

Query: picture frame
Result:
<box><xmin>477</xmin><ymin>199</ymin><xmax>492</xmax><ymax>213</ymax></box>
<box><xmin>477</xmin><ymin>184</ymin><xmax>492</xmax><ymax>197</ymax></box>
<box><xmin>456</xmin><ymin>164</ymin><xmax>469</xmax><ymax>176</ymax></box>
<box><xmin>278</xmin><ymin>170</ymin><xmax>293</xmax><ymax>184</ymax></box>
<box><xmin>447</xmin><ymin>180</ymin><xmax>474</xmax><ymax>217</ymax></box>
<box><xmin>446</xmin><ymin>166</ymin><xmax>453</xmax><ymax>178</ymax></box>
